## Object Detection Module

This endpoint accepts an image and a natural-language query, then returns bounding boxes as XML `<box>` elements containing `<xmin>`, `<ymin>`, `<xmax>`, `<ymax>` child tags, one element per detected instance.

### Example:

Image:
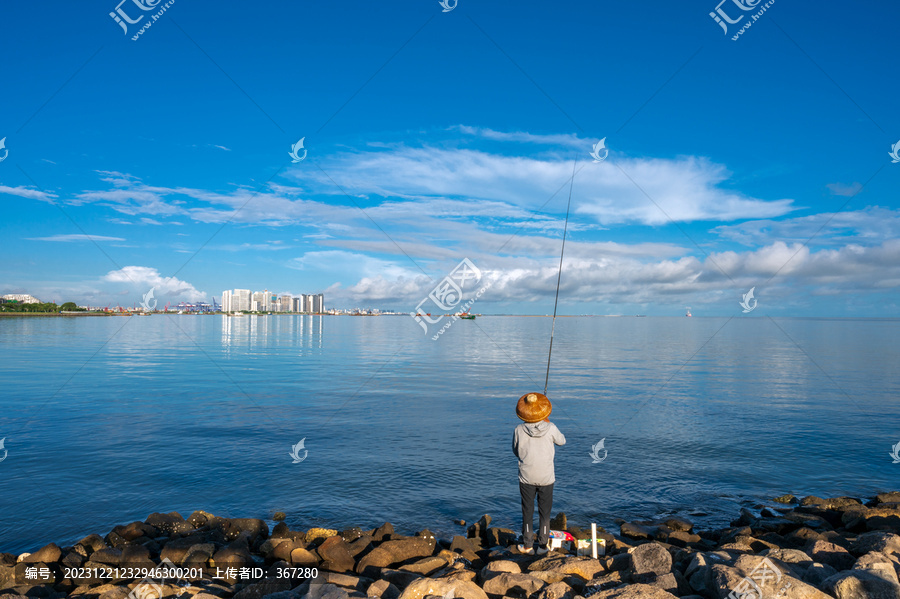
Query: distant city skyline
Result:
<box><xmin>221</xmin><ymin>289</ymin><xmax>324</xmax><ymax>313</ymax></box>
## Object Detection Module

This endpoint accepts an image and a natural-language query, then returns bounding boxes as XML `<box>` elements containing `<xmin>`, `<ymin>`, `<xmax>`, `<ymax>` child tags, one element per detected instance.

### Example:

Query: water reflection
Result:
<box><xmin>221</xmin><ymin>314</ymin><xmax>324</xmax><ymax>352</ymax></box>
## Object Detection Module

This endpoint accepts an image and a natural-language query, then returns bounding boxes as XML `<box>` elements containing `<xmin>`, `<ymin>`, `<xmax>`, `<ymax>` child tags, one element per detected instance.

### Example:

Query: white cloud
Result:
<box><xmin>712</xmin><ymin>207</ymin><xmax>900</xmax><ymax>246</ymax></box>
<box><xmin>102</xmin><ymin>266</ymin><xmax>206</xmax><ymax>302</ymax></box>
<box><xmin>289</xmin><ymin>147</ymin><xmax>797</xmax><ymax>226</ymax></box>
<box><xmin>0</xmin><ymin>184</ymin><xmax>57</xmax><ymax>202</ymax></box>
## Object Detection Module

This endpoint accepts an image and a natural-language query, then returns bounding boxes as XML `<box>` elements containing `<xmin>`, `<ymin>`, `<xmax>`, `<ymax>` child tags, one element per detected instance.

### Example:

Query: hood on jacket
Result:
<box><xmin>523</xmin><ymin>420</ymin><xmax>551</xmax><ymax>437</ymax></box>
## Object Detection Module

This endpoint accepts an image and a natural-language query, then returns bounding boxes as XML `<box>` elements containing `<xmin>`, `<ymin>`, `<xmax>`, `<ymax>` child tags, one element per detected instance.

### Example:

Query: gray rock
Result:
<box><xmin>802</xmin><ymin>563</ymin><xmax>838</xmax><ymax>587</ymax></box>
<box><xmin>854</xmin><ymin>552</ymin><xmax>900</xmax><ymax>585</ymax></box>
<box><xmin>481</xmin><ymin>572</ymin><xmax>547</xmax><ymax>597</ymax></box>
<box><xmin>763</xmin><ymin>548</ymin><xmax>814</xmax><ymax>567</ymax></box>
<box><xmin>396</xmin><ymin>577</ymin><xmax>487</xmax><ymax>599</ymax></box>
<box><xmin>378</xmin><ymin>569</ymin><xmax>424</xmax><ymax>590</ymax></box>
<box><xmin>619</xmin><ymin>523</ymin><xmax>654</xmax><ymax>541</ymax></box>
<box><xmin>583</xmin><ymin>572</ymin><xmax>631</xmax><ymax>594</ymax></box>
<box><xmin>822</xmin><ymin>569</ymin><xmax>900</xmax><ymax>599</ymax></box>
<box><xmin>628</xmin><ymin>543</ymin><xmax>671</xmax><ymax>576</ymax></box>
<box><xmin>526</xmin><ymin>556</ymin><xmax>605</xmax><ymax>582</ymax></box>
<box><xmin>633</xmin><ymin>572</ymin><xmax>677</xmax><ymax>594</ymax></box>
<box><xmin>807</xmin><ymin>540</ymin><xmax>856</xmax><ymax>572</ymax></box>
<box><xmin>89</xmin><ymin>547</ymin><xmax>123</xmax><ymax>565</ymax></box>
<box><xmin>398</xmin><ymin>557</ymin><xmax>447</xmax><ymax>576</ymax></box>
<box><xmin>535</xmin><ymin>581</ymin><xmax>575</xmax><ymax>599</ymax></box>
<box><xmin>21</xmin><ymin>545</ymin><xmax>61</xmax><ymax>564</ymax></box>
<box><xmin>851</xmin><ymin>532</ymin><xmax>900</xmax><ymax>559</ymax></box>
<box><xmin>372</xmin><ymin>524</ymin><xmax>394</xmax><ymax>542</ymax></box>
<box><xmin>664</xmin><ymin>518</ymin><xmax>693</xmax><ymax>533</ymax></box>
<box><xmin>356</xmin><ymin>538</ymin><xmax>435</xmax><ymax>575</ymax></box>
<box><xmin>367</xmin><ymin>580</ymin><xmax>400</xmax><ymax>599</ymax></box>
<box><xmin>317</xmin><ymin>537</ymin><xmax>355</xmax><ymax>573</ymax></box>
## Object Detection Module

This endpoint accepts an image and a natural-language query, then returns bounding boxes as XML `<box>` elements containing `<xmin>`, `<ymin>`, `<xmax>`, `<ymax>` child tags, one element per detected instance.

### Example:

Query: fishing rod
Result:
<box><xmin>543</xmin><ymin>159</ymin><xmax>576</xmax><ymax>396</ymax></box>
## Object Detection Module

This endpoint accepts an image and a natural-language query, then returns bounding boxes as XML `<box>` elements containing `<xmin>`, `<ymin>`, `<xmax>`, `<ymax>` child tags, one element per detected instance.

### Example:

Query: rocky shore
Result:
<box><xmin>5</xmin><ymin>492</ymin><xmax>900</xmax><ymax>599</ymax></box>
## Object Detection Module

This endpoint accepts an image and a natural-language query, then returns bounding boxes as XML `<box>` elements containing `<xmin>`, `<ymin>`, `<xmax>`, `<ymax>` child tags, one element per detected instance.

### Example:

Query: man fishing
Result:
<box><xmin>512</xmin><ymin>392</ymin><xmax>566</xmax><ymax>555</ymax></box>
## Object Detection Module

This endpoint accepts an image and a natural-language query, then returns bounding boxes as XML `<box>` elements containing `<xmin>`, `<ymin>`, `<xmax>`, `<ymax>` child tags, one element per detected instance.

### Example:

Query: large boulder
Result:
<box><xmin>628</xmin><ymin>543</ymin><xmax>672</xmax><ymax>578</ymax></box>
<box><xmin>356</xmin><ymin>537</ymin><xmax>436</xmax><ymax>576</ymax></box>
<box><xmin>709</xmin><ymin>562</ymin><xmax>832</xmax><ymax>599</ymax></box>
<box><xmin>807</xmin><ymin>540</ymin><xmax>856</xmax><ymax>572</ymax></box>
<box><xmin>843</xmin><ymin>507</ymin><xmax>900</xmax><ymax>533</ymax></box>
<box><xmin>396</xmin><ymin>577</ymin><xmax>487</xmax><ymax>599</ymax></box>
<box><xmin>851</xmin><ymin>532</ymin><xmax>900</xmax><ymax>559</ymax></box>
<box><xmin>398</xmin><ymin>557</ymin><xmax>448</xmax><ymax>576</ymax></box>
<box><xmin>145</xmin><ymin>512</ymin><xmax>186</xmax><ymax>535</ymax></box>
<box><xmin>764</xmin><ymin>549</ymin><xmax>815</xmax><ymax>567</ymax></box>
<box><xmin>317</xmin><ymin>537</ymin><xmax>355</xmax><ymax>573</ymax></box>
<box><xmin>20</xmin><ymin>545</ymin><xmax>61</xmax><ymax>564</ymax></box>
<box><xmin>481</xmin><ymin>572</ymin><xmax>547</xmax><ymax>597</ymax></box>
<box><xmin>853</xmin><ymin>552</ymin><xmax>900</xmax><ymax>585</ymax></box>
<box><xmin>822</xmin><ymin>569</ymin><xmax>900</xmax><ymax>599</ymax></box>
<box><xmin>527</xmin><ymin>555</ymin><xmax>605</xmax><ymax>582</ymax></box>
<box><xmin>534</xmin><ymin>581</ymin><xmax>575</xmax><ymax>599</ymax></box>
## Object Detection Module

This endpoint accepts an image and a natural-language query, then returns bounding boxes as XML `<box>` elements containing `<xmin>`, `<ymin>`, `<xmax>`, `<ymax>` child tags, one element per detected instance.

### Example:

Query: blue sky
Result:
<box><xmin>0</xmin><ymin>0</ymin><xmax>898</xmax><ymax>315</ymax></box>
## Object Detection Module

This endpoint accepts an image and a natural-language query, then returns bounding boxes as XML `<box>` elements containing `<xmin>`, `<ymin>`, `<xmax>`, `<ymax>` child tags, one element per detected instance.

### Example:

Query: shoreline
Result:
<box><xmin>4</xmin><ymin>492</ymin><xmax>900</xmax><ymax>599</ymax></box>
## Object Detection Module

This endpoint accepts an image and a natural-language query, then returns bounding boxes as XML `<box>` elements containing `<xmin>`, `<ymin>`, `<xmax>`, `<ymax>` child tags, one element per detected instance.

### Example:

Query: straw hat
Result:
<box><xmin>516</xmin><ymin>392</ymin><xmax>552</xmax><ymax>423</ymax></box>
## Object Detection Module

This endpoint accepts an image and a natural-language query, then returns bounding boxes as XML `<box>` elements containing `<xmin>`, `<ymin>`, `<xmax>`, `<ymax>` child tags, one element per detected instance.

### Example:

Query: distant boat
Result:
<box><xmin>232</xmin><ymin>311</ymin><xmax>245</xmax><ymax>317</ymax></box>
<box><xmin>685</xmin><ymin>307</ymin><xmax>692</xmax><ymax>317</ymax></box>
<box><xmin>459</xmin><ymin>313</ymin><xmax>476</xmax><ymax>320</ymax></box>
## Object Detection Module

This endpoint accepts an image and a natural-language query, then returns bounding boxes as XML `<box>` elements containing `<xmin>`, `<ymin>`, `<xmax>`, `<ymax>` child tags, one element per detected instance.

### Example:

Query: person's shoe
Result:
<box><xmin>536</xmin><ymin>545</ymin><xmax>550</xmax><ymax>555</ymax></box>
<box><xmin>517</xmin><ymin>544</ymin><xmax>534</xmax><ymax>555</ymax></box>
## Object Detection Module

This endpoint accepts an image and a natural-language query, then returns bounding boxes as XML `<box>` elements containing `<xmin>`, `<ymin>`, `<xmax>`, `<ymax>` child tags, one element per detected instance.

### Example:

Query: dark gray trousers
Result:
<box><xmin>519</xmin><ymin>482</ymin><xmax>554</xmax><ymax>547</ymax></box>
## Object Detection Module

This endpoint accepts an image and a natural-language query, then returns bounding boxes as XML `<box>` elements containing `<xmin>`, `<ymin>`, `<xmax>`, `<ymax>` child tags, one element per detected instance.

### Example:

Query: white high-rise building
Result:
<box><xmin>296</xmin><ymin>295</ymin><xmax>307</xmax><ymax>313</ymax></box>
<box><xmin>313</xmin><ymin>293</ymin><xmax>324</xmax><ymax>313</ymax></box>
<box><xmin>221</xmin><ymin>290</ymin><xmax>233</xmax><ymax>313</ymax></box>
<box><xmin>252</xmin><ymin>292</ymin><xmax>266</xmax><ymax>312</ymax></box>
<box><xmin>279</xmin><ymin>294</ymin><xmax>292</xmax><ymax>312</ymax></box>
<box><xmin>234</xmin><ymin>289</ymin><xmax>251</xmax><ymax>312</ymax></box>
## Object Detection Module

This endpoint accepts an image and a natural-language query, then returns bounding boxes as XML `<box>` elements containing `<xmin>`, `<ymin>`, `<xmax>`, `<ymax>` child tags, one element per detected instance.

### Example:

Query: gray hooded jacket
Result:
<box><xmin>512</xmin><ymin>420</ymin><xmax>566</xmax><ymax>486</ymax></box>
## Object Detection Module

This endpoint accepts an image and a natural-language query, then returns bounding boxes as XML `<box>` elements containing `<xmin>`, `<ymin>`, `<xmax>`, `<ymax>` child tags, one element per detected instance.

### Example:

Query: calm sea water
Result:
<box><xmin>1</xmin><ymin>315</ymin><xmax>898</xmax><ymax>553</ymax></box>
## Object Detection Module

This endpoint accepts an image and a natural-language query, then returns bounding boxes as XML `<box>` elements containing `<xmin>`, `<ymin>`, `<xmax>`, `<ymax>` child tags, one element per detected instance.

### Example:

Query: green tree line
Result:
<box><xmin>0</xmin><ymin>301</ymin><xmax>83</xmax><ymax>313</ymax></box>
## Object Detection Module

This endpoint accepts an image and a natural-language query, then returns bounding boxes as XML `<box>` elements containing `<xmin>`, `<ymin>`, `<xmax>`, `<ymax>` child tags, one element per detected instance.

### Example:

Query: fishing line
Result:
<box><xmin>544</xmin><ymin>159</ymin><xmax>576</xmax><ymax>396</ymax></box>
